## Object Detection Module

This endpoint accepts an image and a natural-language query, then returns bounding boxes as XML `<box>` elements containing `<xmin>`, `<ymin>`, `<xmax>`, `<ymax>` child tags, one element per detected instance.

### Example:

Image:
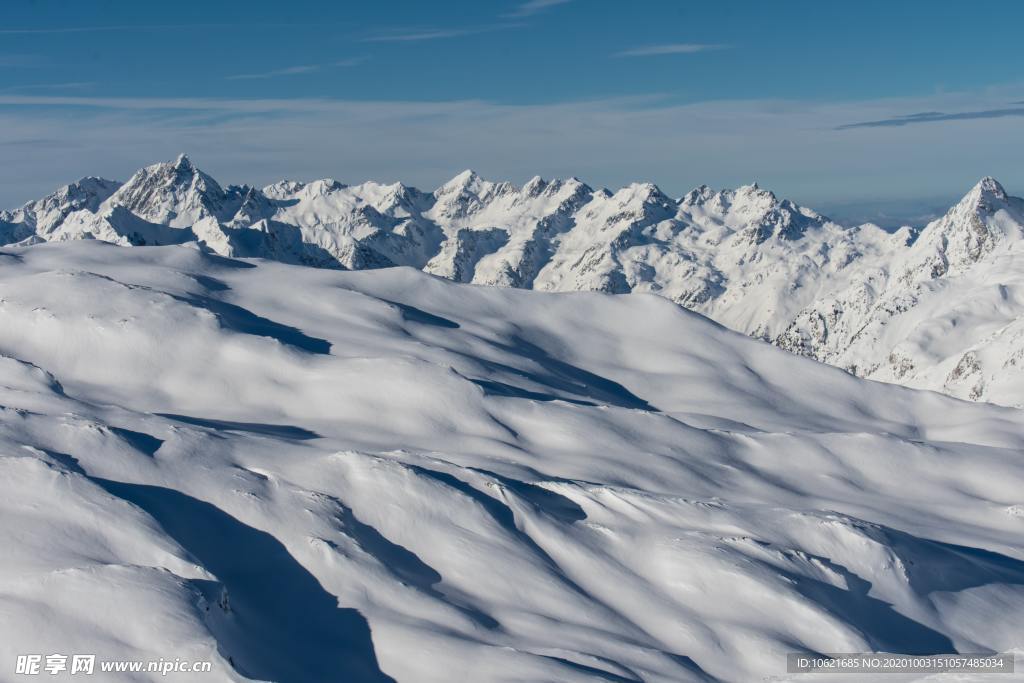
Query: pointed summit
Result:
<box><xmin>911</xmin><ymin>176</ymin><xmax>1023</xmax><ymax>276</ymax></box>
<box><xmin>974</xmin><ymin>176</ymin><xmax>1007</xmax><ymax>198</ymax></box>
<box><xmin>0</xmin><ymin>176</ymin><xmax>122</xmax><ymax>238</ymax></box>
<box><xmin>677</xmin><ymin>182</ymin><xmax>827</xmax><ymax>244</ymax></box>
<box><xmin>950</xmin><ymin>176</ymin><xmax>1013</xmax><ymax>218</ymax></box>
<box><xmin>680</xmin><ymin>184</ymin><xmax>716</xmax><ymax>206</ymax></box>
<box><xmin>437</xmin><ymin>169</ymin><xmax>485</xmax><ymax>195</ymax></box>
<box><xmin>453</xmin><ymin>169</ymin><xmax>479</xmax><ymax>182</ymax></box>
<box><xmin>433</xmin><ymin>170</ymin><xmax>490</xmax><ymax>211</ymax></box>
<box><xmin>735</xmin><ymin>182</ymin><xmax>774</xmax><ymax>201</ymax></box>
<box><xmin>106</xmin><ymin>155</ymin><xmax>231</xmax><ymax>228</ymax></box>
<box><xmin>620</xmin><ymin>181</ymin><xmax>672</xmax><ymax>205</ymax></box>
<box><xmin>522</xmin><ymin>175</ymin><xmax>547</xmax><ymax>196</ymax></box>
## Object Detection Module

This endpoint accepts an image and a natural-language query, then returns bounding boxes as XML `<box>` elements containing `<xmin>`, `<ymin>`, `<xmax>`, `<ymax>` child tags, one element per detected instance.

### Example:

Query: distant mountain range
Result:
<box><xmin>4</xmin><ymin>155</ymin><xmax>1023</xmax><ymax>406</ymax></box>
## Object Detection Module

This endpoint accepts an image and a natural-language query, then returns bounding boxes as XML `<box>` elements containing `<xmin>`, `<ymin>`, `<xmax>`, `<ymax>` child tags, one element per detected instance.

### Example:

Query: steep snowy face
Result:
<box><xmin>680</xmin><ymin>182</ymin><xmax>828</xmax><ymax>244</ymax></box>
<box><xmin>526</xmin><ymin>181</ymin><xmax>879</xmax><ymax>340</ymax></box>
<box><xmin>227</xmin><ymin>185</ymin><xmax>275</xmax><ymax>227</ymax></box>
<box><xmin>105</xmin><ymin>154</ymin><xmax>241</xmax><ymax>229</ymax></box>
<box><xmin>777</xmin><ymin>178</ymin><xmax>1024</xmax><ymax>406</ymax></box>
<box><xmin>0</xmin><ymin>177</ymin><xmax>121</xmax><ymax>242</ymax></box>
<box><xmin>428</xmin><ymin>169</ymin><xmax>504</xmax><ymax>222</ymax></box>
<box><xmin>900</xmin><ymin>176</ymin><xmax>1024</xmax><ymax>281</ymax></box>
<box><xmin>531</xmin><ymin>182</ymin><xmax>678</xmax><ymax>294</ymax></box>
<box><xmin>260</xmin><ymin>178</ymin><xmax>435</xmax><ymax>230</ymax></box>
<box><xmin>426</xmin><ymin>173</ymin><xmax>594</xmax><ymax>287</ymax></box>
<box><xmin>255</xmin><ymin>179</ymin><xmax>443</xmax><ymax>270</ymax></box>
<box><xmin>663</xmin><ymin>185</ymin><xmax>887</xmax><ymax>339</ymax></box>
<box><xmin>2</xmin><ymin>241</ymin><xmax>1023</xmax><ymax>683</ymax></box>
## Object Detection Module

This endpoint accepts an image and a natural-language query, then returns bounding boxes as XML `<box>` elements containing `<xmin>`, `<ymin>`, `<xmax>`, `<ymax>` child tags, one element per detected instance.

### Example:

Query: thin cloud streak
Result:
<box><xmin>227</xmin><ymin>65</ymin><xmax>321</xmax><ymax>80</ymax></box>
<box><xmin>0</xmin><ymin>82</ymin><xmax>96</xmax><ymax>93</ymax></box>
<box><xmin>615</xmin><ymin>43</ymin><xmax>730</xmax><ymax>57</ymax></box>
<box><xmin>837</xmin><ymin>107</ymin><xmax>1024</xmax><ymax>129</ymax></box>
<box><xmin>226</xmin><ymin>59</ymin><xmax>365</xmax><ymax>81</ymax></box>
<box><xmin>0</xmin><ymin>25</ymin><xmax>153</xmax><ymax>34</ymax></box>
<box><xmin>0</xmin><ymin>54</ymin><xmax>44</xmax><ymax>67</ymax></box>
<box><xmin>502</xmin><ymin>0</ymin><xmax>573</xmax><ymax>18</ymax></box>
<box><xmin>0</xmin><ymin>24</ymin><xmax>221</xmax><ymax>34</ymax></box>
<box><xmin>362</xmin><ymin>24</ymin><xmax>521</xmax><ymax>42</ymax></box>
<box><xmin>0</xmin><ymin>94</ymin><xmax>480</xmax><ymax>113</ymax></box>
<box><xmin>0</xmin><ymin>22</ymin><xmax>324</xmax><ymax>34</ymax></box>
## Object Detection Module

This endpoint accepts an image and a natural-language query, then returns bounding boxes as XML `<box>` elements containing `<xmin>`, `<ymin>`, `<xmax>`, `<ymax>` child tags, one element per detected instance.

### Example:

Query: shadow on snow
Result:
<box><xmin>95</xmin><ymin>479</ymin><xmax>396</xmax><ymax>683</ymax></box>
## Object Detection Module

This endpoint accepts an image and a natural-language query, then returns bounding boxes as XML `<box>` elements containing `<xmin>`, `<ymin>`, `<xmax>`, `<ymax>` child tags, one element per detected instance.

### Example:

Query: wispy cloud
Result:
<box><xmin>502</xmin><ymin>0</ymin><xmax>573</xmax><ymax>18</ymax></box>
<box><xmin>362</xmin><ymin>24</ymin><xmax>520</xmax><ymax>43</ymax></box>
<box><xmin>227</xmin><ymin>65</ymin><xmax>320</xmax><ymax>80</ymax></box>
<box><xmin>837</xmin><ymin>107</ymin><xmax>1024</xmax><ymax>130</ymax></box>
<box><xmin>0</xmin><ymin>94</ymin><xmax>474</xmax><ymax>114</ymax></box>
<box><xmin>0</xmin><ymin>81</ymin><xmax>96</xmax><ymax>93</ymax></box>
<box><xmin>0</xmin><ymin>54</ymin><xmax>43</xmax><ymax>67</ymax></box>
<box><xmin>0</xmin><ymin>25</ymin><xmax>135</xmax><ymax>34</ymax></box>
<box><xmin>363</xmin><ymin>28</ymin><xmax>468</xmax><ymax>42</ymax></box>
<box><xmin>330</xmin><ymin>57</ymin><xmax>367</xmax><ymax>68</ymax></box>
<box><xmin>0</xmin><ymin>24</ymin><xmax>216</xmax><ymax>34</ymax></box>
<box><xmin>615</xmin><ymin>43</ymin><xmax>729</xmax><ymax>57</ymax></box>
<box><xmin>363</xmin><ymin>2</ymin><xmax>561</xmax><ymax>42</ymax></box>
<box><xmin>226</xmin><ymin>58</ymin><xmax>365</xmax><ymax>81</ymax></box>
<box><xmin>0</xmin><ymin>22</ymin><xmax>320</xmax><ymax>35</ymax></box>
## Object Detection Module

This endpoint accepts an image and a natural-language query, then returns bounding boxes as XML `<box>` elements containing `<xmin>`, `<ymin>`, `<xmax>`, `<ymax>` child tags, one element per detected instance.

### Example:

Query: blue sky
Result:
<box><xmin>2</xmin><ymin>0</ymin><xmax>1023</xmax><ymax>224</ymax></box>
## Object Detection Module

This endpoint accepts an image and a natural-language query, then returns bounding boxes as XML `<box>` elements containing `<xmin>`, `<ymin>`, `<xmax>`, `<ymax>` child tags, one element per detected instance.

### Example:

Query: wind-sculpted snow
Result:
<box><xmin>1</xmin><ymin>241</ymin><xmax>1023</xmax><ymax>682</ymax></box>
<box><xmin>5</xmin><ymin>155</ymin><xmax>1024</xmax><ymax>406</ymax></box>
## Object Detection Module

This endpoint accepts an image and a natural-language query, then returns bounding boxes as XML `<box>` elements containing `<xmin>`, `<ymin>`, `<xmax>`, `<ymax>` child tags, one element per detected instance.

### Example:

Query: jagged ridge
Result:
<box><xmin>4</xmin><ymin>157</ymin><xmax>1024</xmax><ymax>406</ymax></box>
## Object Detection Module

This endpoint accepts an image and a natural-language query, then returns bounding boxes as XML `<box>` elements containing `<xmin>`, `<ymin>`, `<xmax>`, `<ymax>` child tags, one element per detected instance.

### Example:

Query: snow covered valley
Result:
<box><xmin>1</xmin><ymin>240</ymin><xmax>1023</xmax><ymax>681</ymax></box>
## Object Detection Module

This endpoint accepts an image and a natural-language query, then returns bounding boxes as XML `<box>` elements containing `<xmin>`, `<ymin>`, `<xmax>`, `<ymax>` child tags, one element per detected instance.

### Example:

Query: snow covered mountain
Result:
<box><xmin>5</xmin><ymin>156</ymin><xmax>1024</xmax><ymax>406</ymax></box>
<box><xmin>777</xmin><ymin>177</ymin><xmax>1024</xmax><ymax>406</ymax></box>
<box><xmin>2</xmin><ymin>240</ymin><xmax>1023</xmax><ymax>682</ymax></box>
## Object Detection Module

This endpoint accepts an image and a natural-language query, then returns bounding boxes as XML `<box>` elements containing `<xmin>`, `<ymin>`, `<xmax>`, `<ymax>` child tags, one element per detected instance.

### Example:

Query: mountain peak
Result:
<box><xmin>435</xmin><ymin>170</ymin><xmax>488</xmax><ymax>199</ymax></box>
<box><xmin>910</xmin><ymin>176</ymin><xmax>1022</xmax><ymax>276</ymax></box>
<box><xmin>522</xmin><ymin>175</ymin><xmax>547</xmax><ymax>194</ymax></box>
<box><xmin>106</xmin><ymin>155</ymin><xmax>230</xmax><ymax>228</ymax></box>
<box><xmin>624</xmin><ymin>181</ymin><xmax>671</xmax><ymax>202</ymax></box>
<box><xmin>681</xmin><ymin>184</ymin><xmax>715</xmax><ymax>206</ymax></box>
<box><xmin>972</xmin><ymin>176</ymin><xmax>1007</xmax><ymax>200</ymax></box>
<box><xmin>735</xmin><ymin>182</ymin><xmax>775</xmax><ymax>201</ymax></box>
<box><xmin>949</xmin><ymin>176</ymin><xmax>1012</xmax><ymax>218</ymax></box>
<box><xmin>451</xmin><ymin>169</ymin><xmax>482</xmax><ymax>185</ymax></box>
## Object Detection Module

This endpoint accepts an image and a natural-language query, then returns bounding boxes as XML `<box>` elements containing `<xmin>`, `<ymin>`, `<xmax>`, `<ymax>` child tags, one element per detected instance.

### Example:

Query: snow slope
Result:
<box><xmin>5</xmin><ymin>158</ymin><xmax>1024</xmax><ymax>407</ymax></box>
<box><xmin>1</xmin><ymin>240</ymin><xmax>1023</xmax><ymax>682</ymax></box>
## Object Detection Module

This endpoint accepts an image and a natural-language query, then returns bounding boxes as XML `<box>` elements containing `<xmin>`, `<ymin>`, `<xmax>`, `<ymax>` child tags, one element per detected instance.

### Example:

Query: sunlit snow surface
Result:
<box><xmin>1</xmin><ymin>241</ymin><xmax>1023</xmax><ymax>682</ymax></box>
<box><xmin>8</xmin><ymin>157</ymin><xmax>1024</xmax><ymax>406</ymax></box>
